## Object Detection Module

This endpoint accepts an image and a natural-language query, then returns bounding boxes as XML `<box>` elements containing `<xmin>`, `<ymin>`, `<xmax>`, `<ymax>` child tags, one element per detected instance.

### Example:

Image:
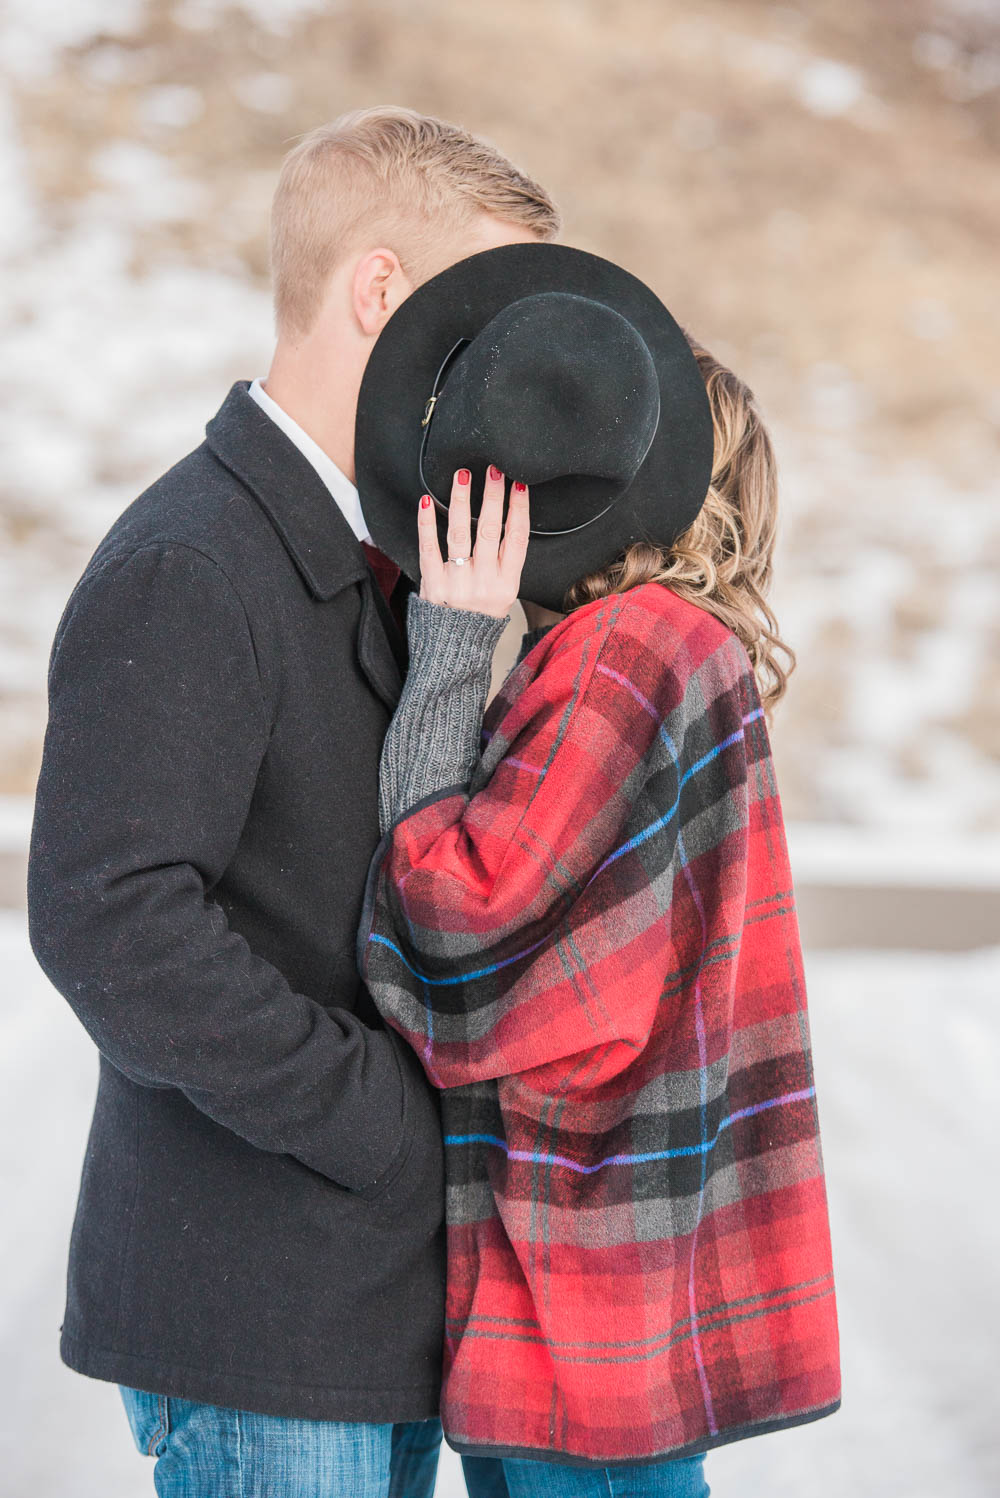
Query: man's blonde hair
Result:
<box><xmin>270</xmin><ymin>105</ymin><xmax>561</xmax><ymax>337</ymax></box>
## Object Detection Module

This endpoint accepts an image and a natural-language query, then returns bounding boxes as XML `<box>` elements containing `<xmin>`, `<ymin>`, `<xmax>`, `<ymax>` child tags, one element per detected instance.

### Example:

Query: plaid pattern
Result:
<box><xmin>359</xmin><ymin>581</ymin><xmax>841</xmax><ymax>1466</ymax></box>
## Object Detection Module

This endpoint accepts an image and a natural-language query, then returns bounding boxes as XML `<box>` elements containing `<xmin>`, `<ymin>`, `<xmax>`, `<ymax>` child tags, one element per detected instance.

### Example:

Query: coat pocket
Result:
<box><xmin>118</xmin><ymin>1384</ymin><xmax>171</xmax><ymax>1457</ymax></box>
<box><xmin>352</xmin><ymin>1033</ymin><xmax>445</xmax><ymax>1225</ymax></box>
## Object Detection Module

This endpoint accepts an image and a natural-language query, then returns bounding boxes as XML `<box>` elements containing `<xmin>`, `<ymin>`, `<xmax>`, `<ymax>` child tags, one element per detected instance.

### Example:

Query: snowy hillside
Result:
<box><xmin>2</xmin><ymin>0</ymin><xmax>999</xmax><ymax>838</ymax></box>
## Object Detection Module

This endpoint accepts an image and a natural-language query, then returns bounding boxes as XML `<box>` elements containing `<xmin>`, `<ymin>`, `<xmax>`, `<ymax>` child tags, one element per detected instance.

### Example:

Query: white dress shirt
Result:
<box><xmin>248</xmin><ymin>377</ymin><xmax>373</xmax><ymax>545</ymax></box>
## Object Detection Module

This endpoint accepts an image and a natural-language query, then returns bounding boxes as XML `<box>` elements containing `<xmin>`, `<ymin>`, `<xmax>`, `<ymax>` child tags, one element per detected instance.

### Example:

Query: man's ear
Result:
<box><xmin>352</xmin><ymin>247</ymin><xmax>411</xmax><ymax>337</ymax></box>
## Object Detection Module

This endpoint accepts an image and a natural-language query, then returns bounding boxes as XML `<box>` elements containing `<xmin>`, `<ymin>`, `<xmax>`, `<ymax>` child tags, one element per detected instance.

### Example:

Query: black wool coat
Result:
<box><xmin>26</xmin><ymin>381</ymin><xmax>446</xmax><ymax>1422</ymax></box>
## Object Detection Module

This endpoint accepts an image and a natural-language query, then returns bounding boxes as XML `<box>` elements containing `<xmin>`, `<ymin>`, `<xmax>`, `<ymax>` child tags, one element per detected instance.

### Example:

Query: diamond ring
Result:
<box><xmin>445</xmin><ymin>556</ymin><xmax>471</xmax><ymax>566</ymax></box>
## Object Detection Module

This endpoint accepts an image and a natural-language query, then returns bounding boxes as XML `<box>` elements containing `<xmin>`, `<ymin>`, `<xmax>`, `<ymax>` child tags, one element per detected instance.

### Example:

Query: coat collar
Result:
<box><xmin>205</xmin><ymin>380</ymin><xmax>368</xmax><ymax>602</ymax></box>
<box><xmin>205</xmin><ymin>380</ymin><xmax>409</xmax><ymax>711</ymax></box>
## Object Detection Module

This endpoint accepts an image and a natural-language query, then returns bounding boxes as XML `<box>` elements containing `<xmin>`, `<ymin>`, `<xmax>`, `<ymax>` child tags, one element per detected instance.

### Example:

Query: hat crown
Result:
<box><xmin>423</xmin><ymin>291</ymin><xmax>661</xmax><ymax>500</ymax></box>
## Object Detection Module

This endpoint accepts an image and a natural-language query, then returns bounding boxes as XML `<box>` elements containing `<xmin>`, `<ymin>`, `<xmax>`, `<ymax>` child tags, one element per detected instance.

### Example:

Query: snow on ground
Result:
<box><xmin>2</xmin><ymin>908</ymin><xmax>997</xmax><ymax>1497</ymax></box>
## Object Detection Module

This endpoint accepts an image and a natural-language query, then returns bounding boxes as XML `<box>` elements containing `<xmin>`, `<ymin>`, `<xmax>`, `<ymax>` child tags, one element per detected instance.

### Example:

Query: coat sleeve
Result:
<box><xmin>359</xmin><ymin>594</ymin><xmax>680</xmax><ymax>1086</ymax></box>
<box><xmin>27</xmin><ymin>541</ymin><xmax>422</xmax><ymax>1194</ymax></box>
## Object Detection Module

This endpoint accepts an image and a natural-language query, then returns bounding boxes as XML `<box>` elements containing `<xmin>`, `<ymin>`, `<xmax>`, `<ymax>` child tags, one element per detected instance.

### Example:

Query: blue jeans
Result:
<box><xmin>118</xmin><ymin>1384</ymin><xmax>442</xmax><ymax>1497</ymax></box>
<box><xmin>461</xmin><ymin>1450</ymin><xmax>710</xmax><ymax>1497</ymax></box>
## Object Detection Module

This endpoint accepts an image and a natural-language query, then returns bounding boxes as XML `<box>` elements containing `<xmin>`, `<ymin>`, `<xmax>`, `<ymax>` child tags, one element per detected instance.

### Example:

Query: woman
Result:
<box><xmin>355</xmin><ymin>247</ymin><xmax>841</xmax><ymax>1495</ymax></box>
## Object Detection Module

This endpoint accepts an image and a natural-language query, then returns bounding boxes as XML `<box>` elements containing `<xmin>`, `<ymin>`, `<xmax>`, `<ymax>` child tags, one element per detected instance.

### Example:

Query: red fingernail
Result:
<box><xmin>489</xmin><ymin>464</ymin><xmax>503</xmax><ymax>481</ymax></box>
<box><xmin>513</xmin><ymin>481</ymin><xmax>527</xmax><ymax>492</ymax></box>
<box><xmin>457</xmin><ymin>468</ymin><xmax>471</xmax><ymax>484</ymax></box>
<box><xmin>420</xmin><ymin>494</ymin><xmax>431</xmax><ymax>508</ymax></box>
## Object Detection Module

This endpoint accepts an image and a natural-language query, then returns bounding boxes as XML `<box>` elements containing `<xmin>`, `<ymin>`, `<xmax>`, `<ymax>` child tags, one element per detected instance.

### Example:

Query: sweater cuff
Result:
<box><xmin>404</xmin><ymin>591</ymin><xmax>510</xmax><ymax>679</ymax></box>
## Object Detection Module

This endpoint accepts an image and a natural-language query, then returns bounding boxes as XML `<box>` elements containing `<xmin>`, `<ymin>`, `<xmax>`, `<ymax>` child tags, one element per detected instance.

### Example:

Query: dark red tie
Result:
<box><xmin>361</xmin><ymin>540</ymin><xmax>406</xmax><ymax>633</ymax></box>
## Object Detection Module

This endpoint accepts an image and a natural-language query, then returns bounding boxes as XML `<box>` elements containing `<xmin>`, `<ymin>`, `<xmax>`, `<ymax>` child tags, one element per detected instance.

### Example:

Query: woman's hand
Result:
<box><xmin>418</xmin><ymin>464</ymin><xmax>529</xmax><ymax>619</ymax></box>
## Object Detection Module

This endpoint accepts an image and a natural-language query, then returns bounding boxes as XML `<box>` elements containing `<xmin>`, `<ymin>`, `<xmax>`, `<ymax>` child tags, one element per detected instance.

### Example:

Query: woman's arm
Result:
<box><xmin>377</xmin><ymin>462</ymin><xmax>528</xmax><ymax>833</ymax></box>
<box><xmin>363</xmin><ymin>464</ymin><xmax>675</xmax><ymax>1088</ymax></box>
<box><xmin>378</xmin><ymin>592</ymin><xmax>509</xmax><ymax>834</ymax></box>
<box><xmin>361</xmin><ymin>591</ymin><xmax>682</xmax><ymax>1088</ymax></box>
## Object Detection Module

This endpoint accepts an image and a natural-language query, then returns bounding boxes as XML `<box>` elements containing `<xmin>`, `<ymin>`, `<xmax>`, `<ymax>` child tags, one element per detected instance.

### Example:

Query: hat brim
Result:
<box><xmin>354</xmin><ymin>242</ymin><xmax>713</xmax><ymax>612</ymax></box>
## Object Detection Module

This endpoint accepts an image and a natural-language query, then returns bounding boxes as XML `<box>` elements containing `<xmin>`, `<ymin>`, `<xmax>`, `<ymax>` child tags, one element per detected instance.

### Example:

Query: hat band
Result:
<box><xmin>417</xmin><ymin>338</ymin><xmax>645</xmax><ymax>539</ymax></box>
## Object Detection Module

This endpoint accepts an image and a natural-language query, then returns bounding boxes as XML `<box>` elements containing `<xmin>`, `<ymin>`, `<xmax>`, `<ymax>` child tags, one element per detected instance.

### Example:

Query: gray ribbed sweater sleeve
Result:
<box><xmin>378</xmin><ymin>591</ymin><xmax>510</xmax><ymax>834</ymax></box>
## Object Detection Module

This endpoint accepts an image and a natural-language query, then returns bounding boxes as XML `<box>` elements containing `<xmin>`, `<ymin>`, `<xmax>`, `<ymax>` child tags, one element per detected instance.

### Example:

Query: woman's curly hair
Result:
<box><xmin>562</xmin><ymin>338</ymin><xmax>796</xmax><ymax>716</ymax></box>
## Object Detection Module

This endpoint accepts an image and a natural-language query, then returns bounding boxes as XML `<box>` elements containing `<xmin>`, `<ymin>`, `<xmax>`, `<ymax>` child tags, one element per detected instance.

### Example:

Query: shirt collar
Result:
<box><xmin>248</xmin><ymin>377</ymin><xmax>373</xmax><ymax>545</ymax></box>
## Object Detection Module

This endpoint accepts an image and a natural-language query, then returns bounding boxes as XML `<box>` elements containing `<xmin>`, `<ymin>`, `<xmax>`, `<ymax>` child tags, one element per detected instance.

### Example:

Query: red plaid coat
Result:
<box><xmin>358</xmin><ymin>581</ymin><xmax>841</xmax><ymax>1466</ymax></box>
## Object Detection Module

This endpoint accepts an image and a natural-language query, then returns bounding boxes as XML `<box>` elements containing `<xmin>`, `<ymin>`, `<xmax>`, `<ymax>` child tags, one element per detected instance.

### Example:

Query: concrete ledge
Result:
<box><xmin>795</xmin><ymin>881</ymin><xmax>999</xmax><ymax>951</ymax></box>
<box><xmin>0</xmin><ymin>851</ymin><xmax>26</xmax><ymax>910</ymax></box>
<box><xmin>0</xmin><ymin>797</ymin><xmax>31</xmax><ymax>909</ymax></box>
<box><xmin>2</xmin><ymin>798</ymin><xmax>998</xmax><ymax>949</ymax></box>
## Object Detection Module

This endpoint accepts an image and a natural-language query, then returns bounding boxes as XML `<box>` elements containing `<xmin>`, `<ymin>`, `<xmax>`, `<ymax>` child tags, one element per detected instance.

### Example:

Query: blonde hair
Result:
<box><xmin>270</xmin><ymin>105</ymin><xmax>561</xmax><ymax>337</ymax></box>
<box><xmin>564</xmin><ymin>341</ymin><xmax>795</xmax><ymax>715</ymax></box>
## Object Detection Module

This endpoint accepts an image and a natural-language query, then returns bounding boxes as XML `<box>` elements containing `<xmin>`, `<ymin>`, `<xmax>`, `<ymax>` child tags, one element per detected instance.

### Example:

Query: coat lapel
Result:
<box><xmin>205</xmin><ymin>381</ymin><xmax>411</xmax><ymax>713</ymax></box>
<box><xmin>357</xmin><ymin>574</ymin><xmax>407</xmax><ymax>711</ymax></box>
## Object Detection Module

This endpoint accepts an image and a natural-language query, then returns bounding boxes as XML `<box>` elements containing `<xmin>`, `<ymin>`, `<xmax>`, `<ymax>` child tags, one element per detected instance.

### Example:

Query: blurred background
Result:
<box><xmin>1</xmin><ymin>1</ymin><xmax>997</xmax><ymax>1494</ymax></box>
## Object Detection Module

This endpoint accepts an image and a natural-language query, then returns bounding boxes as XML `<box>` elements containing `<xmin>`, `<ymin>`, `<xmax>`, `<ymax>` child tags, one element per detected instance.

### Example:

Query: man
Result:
<box><xmin>26</xmin><ymin>105</ymin><xmax>558</xmax><ymax>1497</ymax></box>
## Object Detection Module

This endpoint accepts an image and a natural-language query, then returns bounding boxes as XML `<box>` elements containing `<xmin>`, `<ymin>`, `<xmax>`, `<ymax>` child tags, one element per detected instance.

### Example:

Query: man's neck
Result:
<box><xmin>261</xmin><ymin>339</ymin><xmax>360</xmax><ymax>484</ymax></box>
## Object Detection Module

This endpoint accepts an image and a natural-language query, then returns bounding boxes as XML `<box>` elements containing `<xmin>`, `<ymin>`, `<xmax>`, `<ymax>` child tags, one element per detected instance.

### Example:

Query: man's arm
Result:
<box><xmin>27</xmin><ymin>541</ymin><xmax>415</xmax><ymax>1193</ymax></box>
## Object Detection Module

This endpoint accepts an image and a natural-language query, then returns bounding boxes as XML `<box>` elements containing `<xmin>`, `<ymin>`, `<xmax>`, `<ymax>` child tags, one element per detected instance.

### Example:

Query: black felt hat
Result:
<box><xmin>354</xmin><ymin>241</ymin><xmax>713</xmax><ymax>612</ymax></box>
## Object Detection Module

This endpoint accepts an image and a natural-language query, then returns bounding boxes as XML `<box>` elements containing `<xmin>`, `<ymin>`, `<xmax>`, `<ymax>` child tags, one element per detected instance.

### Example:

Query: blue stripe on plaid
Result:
<box><xmin>595</xmin><ymin>706</ymin><xmax>764</xmax><ymax>875</ymax></box>
<box><xmin>367</xmin><ymin>701</ymin><xmax>766</xmax><ymax>987</ymax></box>
<box><xmin>367</xmin><ymin>927</ymin><xmax>555</xmax><ymax>985</ymax></box>
<box><xmin>443</xmin><ymin>1084</ymin><xmax>817</xmax><ymax>1174</ymax></box>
